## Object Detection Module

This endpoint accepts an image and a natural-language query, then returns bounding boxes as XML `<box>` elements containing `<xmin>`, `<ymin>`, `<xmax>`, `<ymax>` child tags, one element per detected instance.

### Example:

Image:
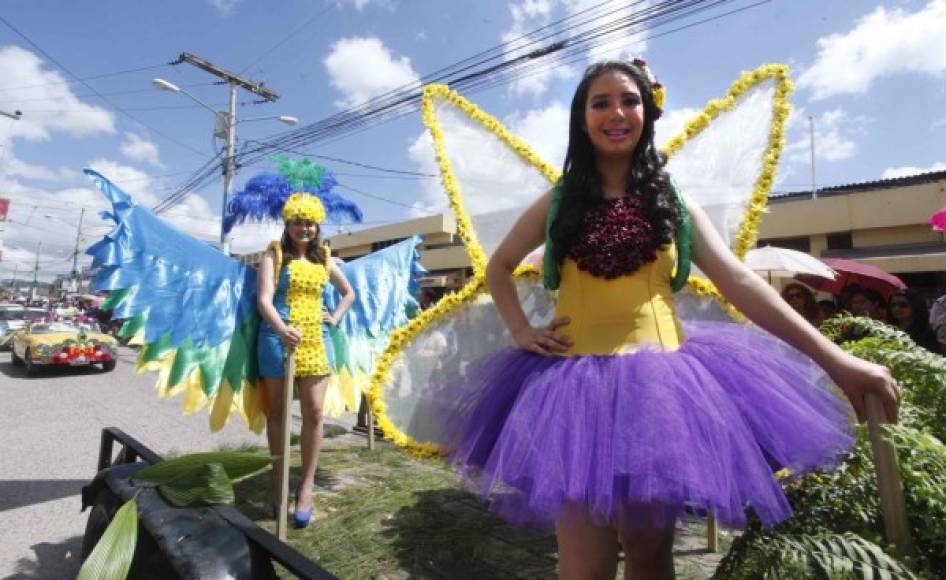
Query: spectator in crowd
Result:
<box><xmin>847</xmin><ymin>287</ymin><xmax>887</xmax><ymax>322</ymax></box>
<box><xmin>888</xmin><ymin>290</ymin><xmax>939</xmax><ymax>352</ymax></box>
<box><xmin>780</xmin><ymin>283</ymin><xmax>818</xmax><ymax>325</ymax></box>
<box><xmin>815</xmin><ymin>299</ymin><xmax>839</xmax><ymax>326</ymax></box>
<box><xmin>929</xmin><ymin>294</ymin><xmax>946</xmax><ymax>356</ymax></box>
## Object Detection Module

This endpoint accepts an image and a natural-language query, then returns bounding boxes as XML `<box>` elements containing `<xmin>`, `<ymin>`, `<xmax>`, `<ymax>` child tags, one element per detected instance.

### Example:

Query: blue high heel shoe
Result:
<box><xmin>292</xmin><ymin>506</ymin><xmax>313</xmax><ymax>528</ymax></box>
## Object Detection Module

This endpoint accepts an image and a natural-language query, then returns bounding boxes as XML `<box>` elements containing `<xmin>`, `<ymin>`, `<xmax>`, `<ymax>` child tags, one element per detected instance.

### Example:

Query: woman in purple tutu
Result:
<box><xmin>452</xmin><ymin>60</ymin><xmax>901</xmax><ymax>579</ymax></box>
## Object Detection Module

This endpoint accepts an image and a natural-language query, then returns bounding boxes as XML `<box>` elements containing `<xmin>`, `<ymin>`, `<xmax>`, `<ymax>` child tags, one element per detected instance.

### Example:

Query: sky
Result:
<box><xmin>0</xmin><ymin>0</ymin><xmax>944</xmax><ymax>281</ymax></box>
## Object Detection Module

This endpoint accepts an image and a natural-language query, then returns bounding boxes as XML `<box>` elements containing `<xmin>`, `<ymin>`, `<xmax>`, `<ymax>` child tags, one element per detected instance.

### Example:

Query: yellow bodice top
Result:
<box><xmin>285</xmin><ymin>258</ymin><xmax>329</xmax><ymax>375</ymax></box>
<box><xmin>554</xmin><ymin>243</ymin><xmax>684</xmax><ymax>356</ymax></box>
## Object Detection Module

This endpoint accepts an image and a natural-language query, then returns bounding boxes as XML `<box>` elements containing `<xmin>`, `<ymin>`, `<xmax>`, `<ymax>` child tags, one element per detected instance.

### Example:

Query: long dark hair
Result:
<box><xmin>280</xmin><ymin>224</ymin><xmax>326</xmax><ymax>267</ymax></box>
<box><xmin>549</xmin><ymin>61</ymin><xmax>680</xmax><ymax>265</ymax></box>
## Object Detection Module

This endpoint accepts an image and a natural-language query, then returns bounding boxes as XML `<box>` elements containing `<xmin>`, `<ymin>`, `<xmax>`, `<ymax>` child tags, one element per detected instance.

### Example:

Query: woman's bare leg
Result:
<box><xmin>556</xmin><ymin>503</ymin><xmax>619</xmax><ymax>580</ymax></box>
<box><xmin>620</xmin><ymin>526</ymin><xmax>675</xmax><ymax>580</ymax></box>
<box><xmin>295</xmin><ymin>374</ymin><xmax>328</xmax><ymax>512</ymax></box>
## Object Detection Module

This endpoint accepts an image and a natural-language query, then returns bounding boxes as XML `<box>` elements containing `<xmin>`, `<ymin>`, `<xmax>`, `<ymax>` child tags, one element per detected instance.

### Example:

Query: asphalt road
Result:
<box><xmin>0</xmin><ymin>345</ymin><xmax>268</xmax><ymax>579</ymax></box>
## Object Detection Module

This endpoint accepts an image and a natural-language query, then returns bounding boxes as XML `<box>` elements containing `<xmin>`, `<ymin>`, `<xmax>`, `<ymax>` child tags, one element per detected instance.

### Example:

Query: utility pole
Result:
<box><xmin>71</xmin><ymin>207</ymin><xmax>86</xmax><ymax>292</ymax></box>
<box><xmin>29</xmin><ymin>241</ymin><xmax>41</xmax><ymax>304</ymax></box>
<box><xmin>170</xmin><ymin>53</ymin><xmax>280</xmax><ymax>255</ymax></box>
<box><xmin>9</xmin><ymin>263</ymin><xmax>17</xmax><ymax>292</ymax></box>
<box><xmin>809</xmin><ymin>115</ymin><xmax>817</xmax><ymax>200</ymax></box>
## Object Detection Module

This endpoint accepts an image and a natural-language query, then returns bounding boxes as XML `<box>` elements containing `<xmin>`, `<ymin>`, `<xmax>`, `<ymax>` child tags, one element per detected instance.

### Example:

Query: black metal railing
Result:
<box><xmin>94</xmin><ymin>427</ymin><xmax>338</xmax><ymax>580</ymax></box>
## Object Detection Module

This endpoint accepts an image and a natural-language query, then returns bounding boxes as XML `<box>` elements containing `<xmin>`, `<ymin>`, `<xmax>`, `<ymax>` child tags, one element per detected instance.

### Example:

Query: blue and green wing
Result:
<box><xmin>85</xmin><ymin>169</ymin><xmax>265</xmax><ymax>432</ymax></box>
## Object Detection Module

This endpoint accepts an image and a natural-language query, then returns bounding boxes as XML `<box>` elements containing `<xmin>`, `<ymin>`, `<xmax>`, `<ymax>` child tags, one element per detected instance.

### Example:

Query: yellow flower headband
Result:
<box><xmin>282</xmin><ymin>192</ymin><xmax>325</xmax><ymax>224</ymax></box>
<box><xmin>631</xmin><ymin>58</ymin><xmax>665</xmax><ymax>117</ymax></box>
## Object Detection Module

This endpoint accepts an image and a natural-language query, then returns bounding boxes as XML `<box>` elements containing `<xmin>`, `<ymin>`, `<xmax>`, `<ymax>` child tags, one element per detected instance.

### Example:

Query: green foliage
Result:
<box><xmin>80</xmin><ymin>452</ymin><xmax>272</xmax><ymax>580</ymax></box>
<box><xmin>154</xmin><ymin>462</ymin><xmax>235</xmax><ymax>507</ymax></box>
<box><xmin>725</xmin><ymin>531</ymin><xmax>919</xmax><ymax>580</ymax></box>
<box><xmin>715</xmin><ymin>315</ymin><xmax>946</xmax><ymax>580</ymax></box>
<box><xmin>77</xmin><ymin>497</ymin><xmax>138</xmax><ymax>580</ymax></box>
<box><xmin>135</xmin><ymin>451</ymin><xmax>272</xmax><ymax>485</ymax></box>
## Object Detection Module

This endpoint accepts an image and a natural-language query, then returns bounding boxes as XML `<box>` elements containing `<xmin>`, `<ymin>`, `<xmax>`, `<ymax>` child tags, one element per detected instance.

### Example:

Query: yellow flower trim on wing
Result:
<box><xmin>370</xmin><ymin>66</ymin><xmax>793</xmax><ymax>455</ymax></box>
<box><xmin>420</xmin><ymin>85</ymin><xmax>561</xmax><ymax>279</ymax></box>
<box><xmin>368</xmin><ymin>265</ymin><xmax>541</xmax><ymax>457</ymax></box>
<box><xmin>662</xmin><ymin>64</ymin><xmax>793</xmax><ymax>261</ymax></box>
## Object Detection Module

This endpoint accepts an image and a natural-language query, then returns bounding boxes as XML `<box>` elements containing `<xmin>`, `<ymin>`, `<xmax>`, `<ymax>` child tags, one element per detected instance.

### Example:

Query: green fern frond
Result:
<box><xmin>765</xmin><ymin>532</ymin><xmax>917</xmax><ymax>580</ymax></box>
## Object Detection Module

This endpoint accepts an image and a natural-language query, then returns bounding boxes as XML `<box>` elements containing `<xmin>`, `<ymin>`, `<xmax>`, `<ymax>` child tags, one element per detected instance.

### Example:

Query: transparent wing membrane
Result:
<box><xmin>664</xmin><ymin>80</ymin><xmax>776</xmax><ymax>253</ymax></box>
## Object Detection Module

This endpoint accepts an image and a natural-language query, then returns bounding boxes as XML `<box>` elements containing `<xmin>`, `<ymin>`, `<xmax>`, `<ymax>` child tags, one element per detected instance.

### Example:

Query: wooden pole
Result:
<box><xmin>706</xmin><ymin>514</ymin><xmax>719</xmax><ymax>553</ymax></box>
<box><xmin>367</xmin><ymin>402</ymin><xmax>375</xmax><ymax>450</ymax></box>
<box><xmin>276</xmin><ymin>351</ymin><xmax>296</xmax><ymax>541</ymax></box>
<box><xmin>865</xmin><ymin>393</ymin><xmax>912</xmax><ymax>558</ymax></box>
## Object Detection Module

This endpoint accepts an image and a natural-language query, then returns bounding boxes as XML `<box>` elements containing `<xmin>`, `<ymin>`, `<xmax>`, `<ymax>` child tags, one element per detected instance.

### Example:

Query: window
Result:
<box><xmin>826</xmin><ymin>232</ymin><xmax>853</xmax><ymax>250</ymax></box>
<box><xmin>371</xmin><ymin>237</ymin><xmax>407</xmax><ymax>252</ymax></box>
<box><xmin>756</xmin><ymin>236</ymin><xmax>810</xmax><ymax>253</ymax></box>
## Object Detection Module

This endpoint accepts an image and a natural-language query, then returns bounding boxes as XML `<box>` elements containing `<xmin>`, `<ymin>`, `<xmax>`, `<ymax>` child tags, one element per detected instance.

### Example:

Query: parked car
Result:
<box><xmin>0</xmin><ymin>308</ymin><xmax>48</xmax><ymax>350</ymax></box>
<box><xmin>11</xmin><ymin>320</ymin><xmax>118</xmax><ymax>375</ymax></box>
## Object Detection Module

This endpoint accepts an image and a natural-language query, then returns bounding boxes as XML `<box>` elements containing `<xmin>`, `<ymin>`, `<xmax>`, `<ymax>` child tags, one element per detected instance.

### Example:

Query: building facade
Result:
<box><xmin>757</xmin><ymin>170</ymin><xmax>946</xmax><ymax>298</ymax></box>
<box><xmin>240</xmin><ymin>170</ymin><xmax>945</xmax><ymax>301</ymax></box>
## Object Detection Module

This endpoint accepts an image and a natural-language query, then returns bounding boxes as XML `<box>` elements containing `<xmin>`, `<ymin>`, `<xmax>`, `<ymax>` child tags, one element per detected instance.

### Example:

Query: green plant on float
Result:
<box><xmin>77</xmin><ymin>451</ymin><xmax>272</xmax><ymax>580</ymax></box>
<box><xmin>714</xmin><ymin>315</ymin><xmax>946</xmax><ymax>580</ymax></box>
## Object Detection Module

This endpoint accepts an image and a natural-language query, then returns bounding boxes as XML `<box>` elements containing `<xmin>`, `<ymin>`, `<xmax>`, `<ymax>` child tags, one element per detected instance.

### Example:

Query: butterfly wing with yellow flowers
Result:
<box><xmin>367</xmin><ymin>64</ymin><xmax>793</xmax><ymax>455</ymax></box>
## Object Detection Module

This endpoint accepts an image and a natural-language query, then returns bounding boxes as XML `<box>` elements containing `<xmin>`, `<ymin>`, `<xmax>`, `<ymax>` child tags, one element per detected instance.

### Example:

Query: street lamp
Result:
<box><xmin>152</xmin><ymin>78</ymin><xmax>298</xmax><ymax>255</ymax></box>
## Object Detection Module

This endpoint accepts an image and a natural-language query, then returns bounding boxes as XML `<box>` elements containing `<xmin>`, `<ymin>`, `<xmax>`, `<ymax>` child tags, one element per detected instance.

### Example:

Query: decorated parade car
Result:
<box><xmin>0</xmin><ymin>307</ymin><xmax>49</xmax><ymax>350</ymax></box>
<box><xmin>10</xmin><ymin>319</ymin><xmax>118</xmax><ymax>375</ymax></box>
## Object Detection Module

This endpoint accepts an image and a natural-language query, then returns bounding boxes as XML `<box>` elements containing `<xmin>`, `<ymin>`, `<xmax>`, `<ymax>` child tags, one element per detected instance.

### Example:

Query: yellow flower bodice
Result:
<box><xmin>285</xmin><ymin>258</ymin><xmax>330</xmax><ymax>375</ymax></box>
<box><xmin>554</xmin><ymin>244</ymin><xmax>684</xmax><ymax>356</ymax></box>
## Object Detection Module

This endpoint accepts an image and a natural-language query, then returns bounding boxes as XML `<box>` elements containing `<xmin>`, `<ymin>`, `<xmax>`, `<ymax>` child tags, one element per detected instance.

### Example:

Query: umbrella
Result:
<box><xmin>796</xmin><ymin>258</ymin><xmax>907</xmax><ymax>299</ymax></box>
<box><xmin>744</xmin><ymin>246</ymin><xmax>837</xmax><ymax>283</ymax></box>
<box><xmin>928</xmin><ymin>207</ymin><xmax>946</xmax><ymax>232</ymax></box>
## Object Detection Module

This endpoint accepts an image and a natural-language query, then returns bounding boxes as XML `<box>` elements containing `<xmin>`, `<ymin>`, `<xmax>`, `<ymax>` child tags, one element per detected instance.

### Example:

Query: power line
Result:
<box><xmin>237</xmin><ymin>3</ymin><xmax>336</xmax><ymax>75</ymax></box>
<box><xmin>0</xmin><ymin>63</ymin><xmax>171</xmax><ymax>93</ymax></box>
<box><xmin>5</xmin><ymin>81</ymin><xmax>217</xmax><ymax>104</ymax></box>
<box><xmin>0</xmin><ymin>14</ymin><xmax>211</xmax><ymax>158</ymax></box>
<box><xmin>336</xmin><ymin>183</ymin><xmax>437</xmax><ymax>215</ymax></box>
<box><xmin>155</xmin><ymin>0</ymin><xmax>764</xmax><ymax>212</ymax></box>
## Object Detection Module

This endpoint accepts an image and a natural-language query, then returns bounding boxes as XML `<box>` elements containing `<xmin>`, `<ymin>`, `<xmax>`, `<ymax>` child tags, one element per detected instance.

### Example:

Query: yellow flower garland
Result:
<box><xmin>663</xmin><ymin>64</ymin><xmax>793</xmax><ymax>260</ymax></box>
<box><xmin>369</xmin><ymin>66</ymin><xmax>793</xmax><ymax>455</ymax></box>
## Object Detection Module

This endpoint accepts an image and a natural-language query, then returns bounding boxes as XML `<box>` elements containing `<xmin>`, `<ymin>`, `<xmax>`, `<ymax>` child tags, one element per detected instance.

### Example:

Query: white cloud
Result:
<box><xmin>209</xmin><ymin>0</ymin><xmax>239</xmax><ymax>14</ymax></box>
<box><xmin>407</xmin><ymin>101</ymin><xmax>567</xmax><ymax>220</ymax></box>
<box><xmin>87</xmin><ymin>159</ymin><xmax>219</xmax><ymax>243</ymax></box>
<box><xmin>334</xmin><ymin>0</ymin><xmax>393</xmax><ymax>10</ymax></box>
<box><xmin>932</xmin><ymin>118</ymin><xmax>946</xmax><ymax>131</ymax></box>
<box><xmin>504</xmin><ymin>103</ymin><xmax>570</xmax><ymax>168</ymax></box>
<box><xmin>0</xmin><ymin>144</ymin><xmax>76</xmax><ymax>183</ymax></box>
<box><xmin>120</xmin><ymin>133</ymin><xmax>163</xmax><ymax>168</ymax></box>
<box><xmin>785</xmin><ymin>107</ymin><xmax>866</xmax><ymax>164</ymax></box>
<box><xmin>881</xmin><ymin>162</ymin><xmax>946</xmax><ymax>179</ymax></box>
<box><xmin>0</xmin><ymin>45</ymin><xmax>115</xmax><ymax>141</ymax></box>
<box><xmin>500</xmin><ymin>0</ymin><xmax>651</xmax><ymax>98</ymax></box>
<box><xmin>798</xmin><ymin>0</ymin><xmax>946</xmax><ymax>100</ymax></box>
<box><xmin>502</xmin><ymin>1</ymin><xmax>570</xmax><ymax>98</ymax></box>
<box><xmin>655</xmin><ymin>106</ymin><xmax>700</xmax><ymax>150</ymax></box>
<box><xmin>324</xmin><ymin>37</ymin><xmax>420</xmax><ymax>108</ymax></box>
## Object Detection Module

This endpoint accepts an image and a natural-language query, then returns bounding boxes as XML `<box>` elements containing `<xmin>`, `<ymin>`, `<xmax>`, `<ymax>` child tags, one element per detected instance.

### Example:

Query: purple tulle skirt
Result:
<box><xmin>445</xmin><ymin>321</ymin><xmax>854</xmax><ymax>532</ymax></box>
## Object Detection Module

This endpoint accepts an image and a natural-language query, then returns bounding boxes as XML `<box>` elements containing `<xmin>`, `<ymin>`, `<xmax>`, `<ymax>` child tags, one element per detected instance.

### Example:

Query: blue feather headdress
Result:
<box><xmin>223</xmin><ymin>157</ymin><xmax>364</xmax><ymax>234</ymax></box>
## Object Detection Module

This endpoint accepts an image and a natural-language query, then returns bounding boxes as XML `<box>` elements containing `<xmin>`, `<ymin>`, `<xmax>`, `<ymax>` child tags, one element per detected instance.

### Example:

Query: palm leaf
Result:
<box><xmin>77</xmin><ymin>497</ymin><xmax>138</xmax><ymax>580</ymax></box>
<box><xmin>156</xmin><ymin>462</ymin><xmax>235</xmax><ymax>507</ymax></box>
<box><xmin>135</xmin><ymin>451</ymin><xmax>272</xmax><ymax>485</ymax></box>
